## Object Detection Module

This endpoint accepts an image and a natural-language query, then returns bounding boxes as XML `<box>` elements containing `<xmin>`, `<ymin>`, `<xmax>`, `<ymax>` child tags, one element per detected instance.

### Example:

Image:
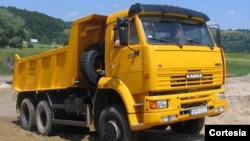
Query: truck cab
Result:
<box><xmin>95</xmin><ymin>3</ymin><xmax>226</xmax><ymax>137</ymax></box>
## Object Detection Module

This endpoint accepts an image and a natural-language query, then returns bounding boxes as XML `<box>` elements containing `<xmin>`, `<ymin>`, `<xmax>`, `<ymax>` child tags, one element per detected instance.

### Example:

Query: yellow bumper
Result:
<box><xmin>128</xmin><ymin>90</ymin><xmax>227</xmax><ymax>131</ymax></box>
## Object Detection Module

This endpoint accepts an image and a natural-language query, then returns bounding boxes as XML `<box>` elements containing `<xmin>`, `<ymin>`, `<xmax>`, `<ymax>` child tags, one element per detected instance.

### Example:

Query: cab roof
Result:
<box><xmin>128</xmin><ymin>3</ymin><xmax>210</xmax><ymax>21</ymax></box>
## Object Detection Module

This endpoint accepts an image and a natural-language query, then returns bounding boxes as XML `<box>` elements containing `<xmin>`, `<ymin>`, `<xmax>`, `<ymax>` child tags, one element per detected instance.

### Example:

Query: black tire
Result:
<box><xmin>98</xmin><ymin>105</ymin><xmax>139</xmax><ymax>141</ymax></box>
<box><xmin>84</xmin><ymin>42</ymin><xmax>104</xmax><ymax>52</ymax></box>
<box><xmin>20</xmin><ymin>98</ymin><xmax>36</xmax><ymax>131</ymax></box>
<box><xmin>80</xmin><ymin>50</ymin><xmax>104</xmax><ymax>85</ymax></box>
<box><xmin>170</xmin><ymin>117</ymin><xmax>205</xmax><ymax>134</ymax></box>
<box><xmin>152</xmin><ymin>124</ymin><xmax>169</xmax><ymax>130</ymax></box>
<box><xmin>35</xmin><ymin>100</ymin><xmax>57</xmax><ymax>136</ymax></box>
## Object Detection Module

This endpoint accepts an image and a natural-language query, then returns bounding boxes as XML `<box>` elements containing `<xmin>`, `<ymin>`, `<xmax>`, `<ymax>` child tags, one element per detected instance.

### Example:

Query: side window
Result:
<box><xmin>129</xmin><ymin>20</ymin><xmax>138</xmax><ymax>45</ymax></box>
<box><xmin>200</xmin><ymin>28</ymin><xmax>212</xmax><ymax>45</ymax></box>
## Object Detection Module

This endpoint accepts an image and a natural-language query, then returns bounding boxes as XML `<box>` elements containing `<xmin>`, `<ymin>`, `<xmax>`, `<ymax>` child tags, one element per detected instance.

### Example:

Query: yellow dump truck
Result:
<box><xmin>12</xmin><ymin>3</ymin><xmax>227</xmax><ymax>140</ymax></box>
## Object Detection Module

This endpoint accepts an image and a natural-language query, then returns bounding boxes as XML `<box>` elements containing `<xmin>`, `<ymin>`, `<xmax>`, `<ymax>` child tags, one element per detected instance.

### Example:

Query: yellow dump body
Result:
<box><xmin>12</xmin><ymin>14</ymin><xmax>107</xmax><ymax>92</ymax></box>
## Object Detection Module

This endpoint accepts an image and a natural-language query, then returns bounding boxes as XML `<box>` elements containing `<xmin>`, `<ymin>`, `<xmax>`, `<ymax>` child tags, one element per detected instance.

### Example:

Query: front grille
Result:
<box><xmin>157</xmin><ymin>68</ymin><xmax>222</xmax><ymax>89</ymax></box>
<box><xmin>170</xmin><ymin>73</ymin><xmax>213</xmax><ymax>87</ymax></box>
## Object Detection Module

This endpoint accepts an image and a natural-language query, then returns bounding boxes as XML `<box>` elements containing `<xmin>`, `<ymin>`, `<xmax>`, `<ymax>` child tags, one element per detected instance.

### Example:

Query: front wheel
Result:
<box><xmin>98</xmin><ymin>105</ymin><xmax>139</xmax><ymax>141</ymax></box>
<box><xmin>152</xmin><ymin>124</ymin><xmax>169</xmax><ymax>130</ymax></box>
<box><xmin>170</xmin><ymin>117</ymin><xmax>205</xmax><ymax>134</ymax></box>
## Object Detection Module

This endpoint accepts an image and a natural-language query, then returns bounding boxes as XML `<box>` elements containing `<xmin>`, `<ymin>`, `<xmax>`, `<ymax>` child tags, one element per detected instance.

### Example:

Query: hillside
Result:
<box><xmin>0</xmin><ymin>6</ymin><xmax>71</xmax><ymax>47</ymax></box>
<box><xmin>221</xmin><ymin>29</ymin><xmax>250</xmax><ymax>53</ymax></box>
<box><xmin>0</xmin><ymin>6</ymin><xmax>250</xmax><ymax>53</ymax></box>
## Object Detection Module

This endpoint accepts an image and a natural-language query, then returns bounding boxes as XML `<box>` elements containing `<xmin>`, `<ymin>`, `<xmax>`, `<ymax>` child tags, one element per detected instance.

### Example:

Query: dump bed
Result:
<box><xmin>12</xmin><ymin>14</ymin><xmax>107</xmax><ymax>92</ymax></box>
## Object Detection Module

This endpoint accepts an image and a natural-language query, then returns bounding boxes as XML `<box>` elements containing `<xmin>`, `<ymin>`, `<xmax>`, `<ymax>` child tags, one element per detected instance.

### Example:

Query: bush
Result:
<box><xmin>27</xmin><ymin>42</ymin><xmax>34</xmax><ymax>48</ymax></box>
<box><xmin>9</xmin><ymin>37</ymin><xmax>22</xmax><ymax>48</ymax></box>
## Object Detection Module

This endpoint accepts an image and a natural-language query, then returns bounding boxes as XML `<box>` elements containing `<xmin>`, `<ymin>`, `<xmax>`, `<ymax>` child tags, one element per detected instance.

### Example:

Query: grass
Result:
<box><xmin>225</xmin><ymin>53</ymin><xmax>250</xmax><ymax>76</ymax></box>
<box><xmin>1</xmin><ymin>45</ymin><xmax>250</xmax><ymax>76</ymax></box>
<box><xmin>0</xmin><ymin>44</ymin><xmax>60</xmax><ymax>75</ymax></box>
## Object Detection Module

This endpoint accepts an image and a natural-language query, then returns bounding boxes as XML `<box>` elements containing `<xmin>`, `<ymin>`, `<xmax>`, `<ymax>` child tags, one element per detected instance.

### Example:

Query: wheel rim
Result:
<box><xmin>94</xmin><ymin>59</ymin><xmax>104</xmax><ymax>75</ymax></box>
<box><xmin>104</xmin><ymin>120</ymin><xmax>121</xmax><ymax>141</ymax></box>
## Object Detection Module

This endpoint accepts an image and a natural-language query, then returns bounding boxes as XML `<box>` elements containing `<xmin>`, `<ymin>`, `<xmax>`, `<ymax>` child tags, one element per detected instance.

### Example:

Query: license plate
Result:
<box><xmin>190</xmin><ymin>106</ymin><xmax>207</xmax><ymax>115</ymax></box>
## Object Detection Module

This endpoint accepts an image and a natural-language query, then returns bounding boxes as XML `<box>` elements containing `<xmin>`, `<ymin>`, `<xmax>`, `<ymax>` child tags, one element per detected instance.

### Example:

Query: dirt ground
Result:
<box><xmin>0</xmin><ymin>74</ymin><xmax>250</xmax><ymax>141</ymax></box>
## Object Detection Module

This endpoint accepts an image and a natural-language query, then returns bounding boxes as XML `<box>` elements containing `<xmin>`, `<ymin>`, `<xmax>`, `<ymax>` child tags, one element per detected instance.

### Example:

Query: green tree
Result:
<box><xmin>7</xmin><ymin>6</ymin><xmax>66</xmax><ymax>44</ymax></box>
<box><xmin>245</xmin><ymin>39</ymin><xmax>250</xmax><ymax>53</ymax></box>
<box><xmin>41</xmin><ymin>35</ymin><xmax>50</xmax><ymax>44</ymax></box>
<box><xmin>0</xmin><ymin>8</ymin><xmax>26</xmax><ymax>48</ymax></box>
<box><xmin>0</xmin><ymin>28</ymin><xmax>8</xmax><ymax>47</ymax></box>
<box><xmin>9</xmin><ymin>37</ymin><xmax>23</xmax><ymax>48</ymax></box>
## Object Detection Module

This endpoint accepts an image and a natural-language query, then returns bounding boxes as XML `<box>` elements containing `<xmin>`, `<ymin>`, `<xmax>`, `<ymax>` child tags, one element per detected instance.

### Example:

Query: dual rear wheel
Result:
<box><xmin>20</xmin><ymin>98</ymin><xmax>35</xmax><ymax>131</ymax></box>
<box><xmin>20</xmin><ymin>99</ymin><xmax>56</xmax><ymax>136</ymax></box>
<box><xmin>35</xmin><ymin>100</ymin><xmax>57</xmax><ymax>135</ymax></box>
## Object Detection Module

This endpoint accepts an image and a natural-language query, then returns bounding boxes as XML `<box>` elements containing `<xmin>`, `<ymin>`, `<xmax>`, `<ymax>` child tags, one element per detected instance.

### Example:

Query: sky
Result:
<box><xmin>1</xmin><ymin>0</ymin><xmax>250</xmax><ymax>30</ymax></box>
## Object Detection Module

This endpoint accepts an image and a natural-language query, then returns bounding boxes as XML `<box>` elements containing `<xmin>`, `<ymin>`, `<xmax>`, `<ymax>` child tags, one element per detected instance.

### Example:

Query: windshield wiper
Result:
<box><xmin>148</xmin><ymin>37</ymin><xmax>170</xmax><ymax>43</ymax></box>
<box><xmin>185</xmin><ymin>38</ymin><xmax>201</xmax><ymax>45</ymax></box>
<box><xmin>149</xmin><ymin>37</ymin><xmax>185</xmax><ymax>48</ymax></box>
<box><xmin>185</xmin><ymin>38</ymin><xmax>214</xmax><ymax>48</ymax></box>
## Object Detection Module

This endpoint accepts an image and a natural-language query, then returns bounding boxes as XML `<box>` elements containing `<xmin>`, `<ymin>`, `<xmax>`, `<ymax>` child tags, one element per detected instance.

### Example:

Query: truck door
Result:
<box><xmin>109</xmin><ymin>19</ymin><xmax>143</xmax><ymax>94</ymax></box>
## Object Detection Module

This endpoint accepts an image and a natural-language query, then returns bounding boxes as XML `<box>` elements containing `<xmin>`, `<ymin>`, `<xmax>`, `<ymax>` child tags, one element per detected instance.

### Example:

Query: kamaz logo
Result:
<box><xmin>186</xmin><ymin>73</ymin><xmax>203</xmax><ymax>79</ymax></box>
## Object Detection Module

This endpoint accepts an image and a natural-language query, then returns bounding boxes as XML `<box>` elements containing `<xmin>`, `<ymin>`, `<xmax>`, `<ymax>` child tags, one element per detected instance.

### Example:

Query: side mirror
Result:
<box><xmin>209</xmin><ymin>24</ymin><xmax>221</xmax><ymax>46</ymax></box>
<box><xmin>216</xmin><ymin>28</ymin><xmax>221</xmax><ymax>46</ymax></box>
<box><xmin>117</xmin><ymin>18</ymin><xmax>128</xmax><ymax>46</ymax></box>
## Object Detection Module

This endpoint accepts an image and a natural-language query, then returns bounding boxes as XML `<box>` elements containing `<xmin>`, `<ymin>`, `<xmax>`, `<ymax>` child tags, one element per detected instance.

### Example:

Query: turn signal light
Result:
<box><xmin>149</xmin><ymin>100</ymin><xmax>168</xmax><ymax>109</ymax></box>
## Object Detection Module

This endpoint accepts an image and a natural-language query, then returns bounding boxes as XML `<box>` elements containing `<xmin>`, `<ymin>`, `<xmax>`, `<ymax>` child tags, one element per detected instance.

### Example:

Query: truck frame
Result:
<box><xmin>12</xmin><ymin>3</ymin><xmax>227</xmax><ymax>141</ymax></box>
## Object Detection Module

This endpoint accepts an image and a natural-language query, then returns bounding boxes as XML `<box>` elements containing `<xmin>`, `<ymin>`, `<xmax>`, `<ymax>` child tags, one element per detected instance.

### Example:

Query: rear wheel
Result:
<box><xmin>98</xmin><ymin>105</ymin><xmax>139</xmax><ymax>141</ymax></box>
<box><xmin>20</xmin><ymin>98</ymin><xmax>36</xmax><ymax>131</ymax></box>
<box><xmin>170</xmin><ymin>117</ymin><xmax>205</xmax><ymax>134</ymax></box>
<box><xmin>35</xmin><ymin>100</ymin><xmax>57</xmax><ymax>136</ymax></box>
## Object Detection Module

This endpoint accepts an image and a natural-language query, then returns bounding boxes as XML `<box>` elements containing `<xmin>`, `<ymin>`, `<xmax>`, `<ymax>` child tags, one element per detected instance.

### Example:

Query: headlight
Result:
<box><xmin>161</xmin><ymin>115</ymin><xmax>176</xmax><ymax>122</ymax></box>
<box><xmin>215</xmin><ymin>106</ymin><xmax>224</xmax><ymax>113</ymax></box>
<box><xmin>149</xmin><ymin>100</ymin><xmax>168</xmax><ymax>109</ymax></box>
<box><xmin>217</xmin><ymin>92</ymin><xmax>225</xmax><ymax>100</ymax></box>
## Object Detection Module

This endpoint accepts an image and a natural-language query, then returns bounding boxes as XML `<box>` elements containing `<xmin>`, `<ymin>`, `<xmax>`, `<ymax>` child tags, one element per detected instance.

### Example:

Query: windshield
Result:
<box><xmin>140</xmin><ymin>16</ymin><xmax>214</xmax><ymax>47</ymax></box>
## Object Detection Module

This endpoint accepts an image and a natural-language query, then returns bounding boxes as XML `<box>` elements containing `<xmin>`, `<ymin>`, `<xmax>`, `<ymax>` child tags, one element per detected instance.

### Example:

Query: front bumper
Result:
<box><xmin>128</xmin><ymin>89</ymin><xmax>227</xmax><ymax>131</ymax></box>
